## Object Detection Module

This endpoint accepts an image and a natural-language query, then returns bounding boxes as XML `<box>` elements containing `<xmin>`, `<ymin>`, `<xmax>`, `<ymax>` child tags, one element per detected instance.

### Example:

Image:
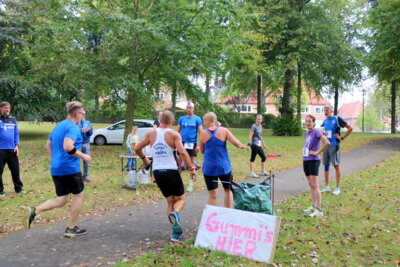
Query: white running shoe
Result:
<box><xmin>302</xmin><ymin>206</ymin><xmax>315</xmax><ymax>214</ymax></box>
<box><xmin>250</xmin><ymin>172</ymin><xmax>260</xmax><ymax>178</ymax></box>
<box><xmin>320</xmin><ymin>186</ymin><xmax>331</xmax><ymax>193</ymax></box>
<box><xmin>332</xmin><ymin>187</ymin><xmax>341</xmax><ymax>195</ymax></box>
<box><xmin>309</xmin><ymin>209</ymin><xmax>323</xmax><ymax>217</ymax></box>
<box><xmin>260</xmin><ymin>170</ymin><xmax>268</xmax><ymax>176</ymax></box>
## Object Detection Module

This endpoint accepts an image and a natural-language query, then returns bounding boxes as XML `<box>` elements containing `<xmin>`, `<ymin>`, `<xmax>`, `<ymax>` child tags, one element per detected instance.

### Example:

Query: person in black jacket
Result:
<box><xmin>0</xmin><ymin>101</ymin><xmax>25</xmax><ymax>197</ymax></box>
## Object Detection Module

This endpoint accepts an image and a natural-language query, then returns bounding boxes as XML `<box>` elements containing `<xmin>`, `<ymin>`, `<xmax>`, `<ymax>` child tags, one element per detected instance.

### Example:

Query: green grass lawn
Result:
<box><xmin>0</xmin><ymin>122</ymin><xmax>394</xmax><ymax>236</ymax></box>
<box><xmin>116</xmin><ymin>152</ymin><xmax>400</xmax><ymax>266</ymax></box>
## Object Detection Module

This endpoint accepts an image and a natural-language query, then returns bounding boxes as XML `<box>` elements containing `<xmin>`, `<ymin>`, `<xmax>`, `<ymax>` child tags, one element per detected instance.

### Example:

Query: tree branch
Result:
<box><xmin>113</xmin><ymin>88</ymin><xmax>127</xmax><ymax>104</ymax></box>
<box><xmin>140</xmin><ymin>1</ymin><xmax>207</xmax><ymax>77</ymax></box>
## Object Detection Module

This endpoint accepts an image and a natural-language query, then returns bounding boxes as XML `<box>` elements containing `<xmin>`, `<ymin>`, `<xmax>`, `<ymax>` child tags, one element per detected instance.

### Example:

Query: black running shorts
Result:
<box><xmin>203</xmin><ymin>172</ymin><xmax>233</xmax><ymax>191</ymax></box>
<box><xmin>52</xmin><ymin>172</ymin><xmax>84</xmax><ymax>197</ymax></box>
<box><xmin>178</xmin><ymin>142</ymin><xmax>197</xmax><ymax>157</ymax></box>
<box><xmin>303</xmin><ymin>160</ymin><xmax>321</xmax><ymax>176</ymax></box>
<box><xmin>153</xmin><ymin>169</ymin><xmax>184</xmax><ymax>197</ymax></box>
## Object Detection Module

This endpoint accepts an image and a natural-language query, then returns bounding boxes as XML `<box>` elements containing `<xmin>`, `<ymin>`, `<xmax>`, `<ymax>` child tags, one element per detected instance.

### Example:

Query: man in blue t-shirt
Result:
<box><xmin>177</xmin><ymin>102</ymin><xmax>203</xmax><ymax>171</ymax></box>
<box><xmin>0</xmin><ymin>101</ymin><xmax>25</xmax><ymax>197</ymax></box>
<box><xmin>80</xmin><ymin>116</ymin><xmax>93</xmax><ymax>182</ymax></box>
<box><xmin>23</xmin><ymin>101</ymin><xmax>92</xmax><ymax>238</ymax></box>
<box><xmin>320</xmin><ymin>104</ymin><xmax>353</xmax><ymax>196</ymax></box>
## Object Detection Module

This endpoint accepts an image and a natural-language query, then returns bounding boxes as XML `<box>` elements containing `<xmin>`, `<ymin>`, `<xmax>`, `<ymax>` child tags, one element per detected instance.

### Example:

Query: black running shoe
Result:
<box><xmin>64</xmin><ymin>226</ymin><xmax>87</xmax><ymax>238</ymax></box>
<box><xmin>23</xmin><ymin>207</ymin><xmax>36</xmax><ymax>230</ymax></box>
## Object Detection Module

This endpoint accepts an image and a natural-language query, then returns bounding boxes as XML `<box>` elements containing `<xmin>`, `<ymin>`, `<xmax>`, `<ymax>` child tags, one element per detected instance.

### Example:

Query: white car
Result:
<box><xmin>90</xmin><ymin>119</ymin><xmax>155</xmax><ymax>145</ymax></box>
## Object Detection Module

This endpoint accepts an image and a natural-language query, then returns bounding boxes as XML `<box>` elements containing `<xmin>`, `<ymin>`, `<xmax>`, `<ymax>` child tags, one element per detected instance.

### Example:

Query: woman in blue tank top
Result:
<box><xmin>199</xmin><ymin>112</ymin><xmax>247</xmax><ymax>208</ymax></box>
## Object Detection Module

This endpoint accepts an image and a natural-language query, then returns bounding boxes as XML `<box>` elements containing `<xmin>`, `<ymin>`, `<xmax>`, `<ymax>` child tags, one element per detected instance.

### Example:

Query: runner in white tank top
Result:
<box><xmin>151</xmin><ymin>128</ymin><xmax>178</xmax><ymax>171</ymax></box>
<box><xmin>135</xmin><ymin>111</ymin><xmax>197</xmax><ymax>243</ymax></box>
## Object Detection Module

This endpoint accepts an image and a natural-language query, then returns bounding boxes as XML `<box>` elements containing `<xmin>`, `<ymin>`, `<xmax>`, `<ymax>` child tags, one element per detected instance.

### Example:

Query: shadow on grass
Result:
<box><xmin>20</xmin><ymin>132</ymin><xmax>49</xmax><ymax>140</ymax></box>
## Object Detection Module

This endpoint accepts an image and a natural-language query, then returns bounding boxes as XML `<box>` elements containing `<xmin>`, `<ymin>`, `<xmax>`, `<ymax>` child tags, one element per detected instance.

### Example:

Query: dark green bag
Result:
<box><xmin>232</xmin><ymin>178</ymin><xmax>274</xmax><ymax>215</ymax></box>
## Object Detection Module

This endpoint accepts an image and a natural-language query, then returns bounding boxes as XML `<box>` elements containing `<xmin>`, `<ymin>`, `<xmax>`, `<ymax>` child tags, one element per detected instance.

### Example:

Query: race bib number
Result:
<box><xmin>184</xmin><ymin>143</ymin><xmax>194</xmax><ymax>150</ymax></box>
<box><xmin>326</xmin><ymin>130</ymin><xmax>332</xmax><ymax>138</ymax></box>
<box><xmin>302</xmin><ymin>147</ymin><xmax>309</xmax><ymax>157</ymax></box>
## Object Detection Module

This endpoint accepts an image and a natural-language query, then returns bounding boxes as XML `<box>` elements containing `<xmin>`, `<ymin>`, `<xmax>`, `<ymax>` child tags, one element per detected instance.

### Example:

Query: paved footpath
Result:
<box><xmin>0</xmin><ymin>138</ymin><xmax>399</xmax><ymax>267</ymax></box>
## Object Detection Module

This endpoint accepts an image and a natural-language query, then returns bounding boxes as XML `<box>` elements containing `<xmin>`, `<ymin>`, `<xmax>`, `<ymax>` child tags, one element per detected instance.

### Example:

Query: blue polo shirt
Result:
<box><xmin>321</xmin><ymin>116</ymin><xmax>347</xmax><ymax>146</ymax></box>
<box><xmin>178</xmin><ymin>115</ymin><xmax>202</xmax><ymax>143</ymax></box>
<box><xmin>0</xmin><ymin>115</ymin><xmax>19</xmax><ymax>149</ymax></box>
<box><xmin>49</xmin><ymin>120</ymin><xmax>83</xmax><ymax>176</ymax></box>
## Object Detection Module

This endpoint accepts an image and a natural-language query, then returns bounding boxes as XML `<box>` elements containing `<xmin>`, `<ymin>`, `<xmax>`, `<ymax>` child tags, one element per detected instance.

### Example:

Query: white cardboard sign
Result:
<box><xmin>194</xmin><ymin>205</ymin><xmax>281</xmax><ymax>264</ymax></box>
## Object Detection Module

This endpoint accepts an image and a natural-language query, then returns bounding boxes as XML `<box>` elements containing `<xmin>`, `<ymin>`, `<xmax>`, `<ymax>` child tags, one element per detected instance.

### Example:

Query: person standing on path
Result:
<box><xmin>135</xmin><ymin>111</ymin><xmax>197</xmax><ymax>242</ymax></box>
<box><xmin>80</xmin><ymin>114</ymin><xmax>93</xmax><ymax>182</ymax></box>
<box><xmin>177</xmin><ymin>102</ymin><xmax>202</xmax><ymax>191</ymax></box>
<box><xmin>320</xmin><ymin>104</ymin><xmax>353</xmax><ymax>195</ymax></box>
<box><xmin>199</xmin><ymin>112</ymin><xmax>247</xmax><ymax>208</ymax></box>
<box><xmin>177</xmin><ymin>102</ymin><xmax>203</xmax><ymax>169</ymax></box>
<box><xmin>23</xmin><ymin>101</ymin><xmax>91</xmax><ymax>238</ymax></box>
<box><xmin>0</xmin><ymin>101</ymin><xmax>25</xmax><ymax>198</ymax></box>
<box><xmin>247</xmin><ymin>114</ymin><xmax>267</xmax><ymax>178</ymax></box>
<box><xmin>302</xmin><ymin>115</ymin><xmax>330</xmax><ymax>217</ymax></box>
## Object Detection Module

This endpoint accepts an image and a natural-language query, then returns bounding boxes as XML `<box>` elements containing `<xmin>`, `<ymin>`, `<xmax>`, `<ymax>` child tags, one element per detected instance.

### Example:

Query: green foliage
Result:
<box><xmin>367</xmin><ymin>0</ymin><xmax>400</xmax><ymax>83</ymax></box>
<box><xmin>263</xmin><ymin>114</ymin><xmax>277</xmax><ymax>129</ymax></box>
<box><xmin>356</xmin><ymin>105</ymin><xmax>384</xmax><ymax>132</ymax></box>
<box><xmin>366</xmin><ymin>0</ymin><xmax>400</xmax><ymax>134</ymax></box>
<box><xmin>272</xmin><ymin>116</ymin><xmax>302</xmax><ymax>136</ymax></box>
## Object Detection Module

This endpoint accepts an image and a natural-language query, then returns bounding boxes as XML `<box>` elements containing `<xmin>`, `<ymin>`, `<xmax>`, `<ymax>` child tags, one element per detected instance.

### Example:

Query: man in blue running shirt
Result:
<box><xmin>320</xmin><ymin>104</ymin><xmax>353</xmax><ymax>196</ymax></box>
<box><xmin>22</xmin><ymin>101</ymin><xmax>92</xmax><ymax>238</ymax></box>
<box><xmin>177</xmin><ymin>102</ymin><xmax>203</xmax><ymax>170</ymax></box>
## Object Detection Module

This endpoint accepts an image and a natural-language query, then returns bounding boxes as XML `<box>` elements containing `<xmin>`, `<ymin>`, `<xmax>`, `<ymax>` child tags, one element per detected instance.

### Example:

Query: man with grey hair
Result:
<box><xmin>0</xmin><ymin>101</ymin><xmax>25</xmax><ymax>197</ymax></box>
<box><xmin>320</xmin><ymin>104</ymin><xmax>353</xmax><ymax>195</ymax></box>
<box><xmin>23</xmin><ymin>101</ymin><xmax>91</xmax><ymax>237</ymax></box>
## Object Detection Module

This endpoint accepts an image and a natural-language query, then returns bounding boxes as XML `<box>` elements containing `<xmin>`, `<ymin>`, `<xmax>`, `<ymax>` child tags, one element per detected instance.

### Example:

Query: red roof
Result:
<box><xmin>338</xmin><ymin>101</ymin><xmax>362</xmax><ymax>119</ymax></box>
<box><xmin>216</xmin><ymin>96</ymin><xmax>258</xmax><ymax>105</ymax></box>
<box><xmin>306</xmin><ymin>92</ymin><xmax>330</xmax><ymax>105</ymax></box>
<box><xmin>216</xmin><ymin>91</ymin><xmax>330</xmax><ymax>105</ymax></box>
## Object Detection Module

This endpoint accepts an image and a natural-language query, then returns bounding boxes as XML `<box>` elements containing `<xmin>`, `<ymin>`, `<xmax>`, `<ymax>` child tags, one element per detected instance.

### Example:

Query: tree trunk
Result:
<box><xmin>334</xmin><ymin>85</ymin><xmax>339</xmax><ymax>115</ymax></box>
<box><xmin>123</xmin><ymin>89</ymin><xmax>135</xmax><ymax>147</ymax></box>
<box><xmin>296</xmin><ymin>62</ymin><xmax>302</xmax><ymax>122</ymax></box>
<box><xmin>94</xmin><ymin>91</ymin><xmax>100</xmax><ymax>122</ymax></box>
<box><xmin>171</xmin><ymin>83</ymin><xmax>177</xmax><ymax>117</ymax></box>
<box><xmin>257</xmin><ymin>74</ymin><xmax>262</xmax><ymax>114</ymax></box>
<box><xmin>282</xmin><ymin>68</ymin><xmax>294</xmax><ymax>117</ymax></box>
<box><xmin>123</xmin><ymin>0</ymin><xmax>140</xmax><ymax>146</ymax></box>
<box><xmin>391</xmin><ymin>80</ymin><xmax>396</xmax><ymax>134</ymax></box>
<box><xmin>205</xmin><ymin>74</ymin><xmax>210</xmax><ymax>103</ymax></box>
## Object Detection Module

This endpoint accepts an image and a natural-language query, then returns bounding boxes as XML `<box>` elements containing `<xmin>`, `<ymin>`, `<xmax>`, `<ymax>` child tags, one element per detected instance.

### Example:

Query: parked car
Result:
<box><xmin>90</xmin><ymin>119</ymin><xmax>155</xmax><ymax>145</ymax></box>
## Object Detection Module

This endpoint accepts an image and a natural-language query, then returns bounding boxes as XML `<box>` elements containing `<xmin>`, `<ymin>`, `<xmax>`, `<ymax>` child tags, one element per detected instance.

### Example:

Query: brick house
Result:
<box><xmin>338</xmin><ymin>101</ymin><xmax>362</xmax><ymax>130</ymax></box>
<box><xmin>215</xmin><ymin>92</ymin><xmax>331</xmax><ymax>127</ymax></box>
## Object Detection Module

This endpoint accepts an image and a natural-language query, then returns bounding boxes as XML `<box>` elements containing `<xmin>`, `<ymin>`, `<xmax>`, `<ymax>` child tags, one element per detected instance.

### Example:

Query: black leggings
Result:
<box><xmin>250</xmin><ymin>144</ymin><xmax>266</xmax><ymax>162</ymax></box>
<box><xmin>0</xmin><ymin>149</ymin><xmax>23</xmax><ymax>193</ymax></box>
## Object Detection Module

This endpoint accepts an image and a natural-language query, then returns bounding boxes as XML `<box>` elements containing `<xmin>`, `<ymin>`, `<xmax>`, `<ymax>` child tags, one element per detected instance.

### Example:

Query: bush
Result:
<box><xmin>272</xmin><ymin>115</ymin><xmax>302</xmax><ymax>136</ymax></box>
<box><xmin>222</xmin><ymin>113</ymin><xmax>276</xmax><ymax>129</ymax></box>
<box><xmin>170</xmin><ymin>111</ymin><xmax>276</xmax><ymax>129</ymax></box>
<box><xmin>263</xmin><ymin>114</ymin><xmax>276</xmax><ymax>129</ymax></box>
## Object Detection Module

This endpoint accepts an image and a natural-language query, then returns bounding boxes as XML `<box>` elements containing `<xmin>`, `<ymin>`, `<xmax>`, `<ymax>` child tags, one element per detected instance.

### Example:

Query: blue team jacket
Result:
<box><xmin>0</xmin><ymin>115</ymin><xmax>19</xmax><ymax>149</ymax></box>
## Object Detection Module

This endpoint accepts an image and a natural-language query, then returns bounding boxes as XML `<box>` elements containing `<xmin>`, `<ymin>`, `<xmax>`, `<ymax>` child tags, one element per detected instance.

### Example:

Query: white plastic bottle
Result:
<box><xmin>128</xmin><ymin>170</ymin><xmax>137</xmax><ymax>185</ymax></box>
